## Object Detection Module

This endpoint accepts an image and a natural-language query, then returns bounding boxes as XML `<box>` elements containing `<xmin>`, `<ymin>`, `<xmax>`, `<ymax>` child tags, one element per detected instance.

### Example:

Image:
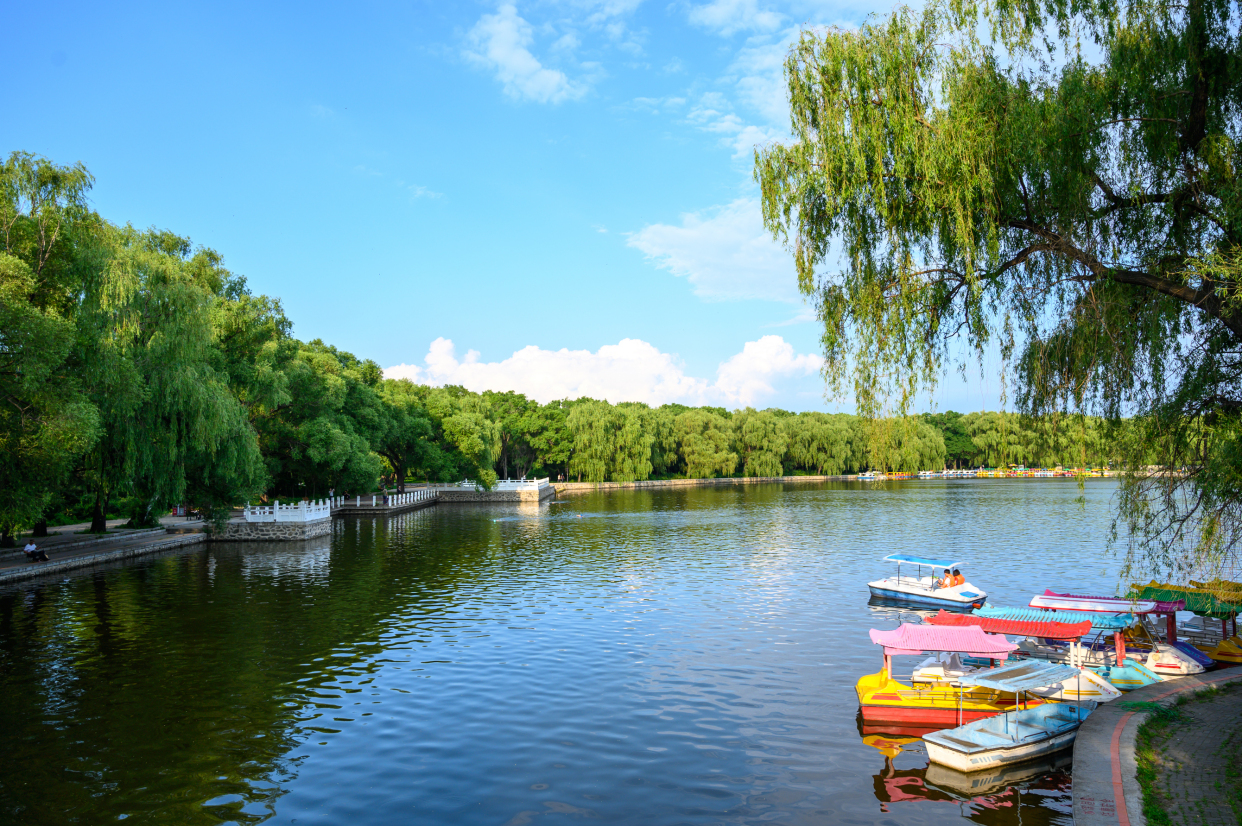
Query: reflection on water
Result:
<box><xmin>0</xmin><ymin>480</ymin><xmax>1114</xmax><ymax>824</ymax></box>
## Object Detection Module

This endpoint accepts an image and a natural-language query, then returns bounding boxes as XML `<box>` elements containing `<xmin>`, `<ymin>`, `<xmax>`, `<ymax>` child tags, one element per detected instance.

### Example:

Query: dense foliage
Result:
<box><xmin>0</xmin><ymin>152</ymin><xmax>1125</xmax><ymax>544</ymax></box>
<box><xmin>755</xmin><ymin>0</ymin><xmax>1242</xmax><ymax>578</ymax></box>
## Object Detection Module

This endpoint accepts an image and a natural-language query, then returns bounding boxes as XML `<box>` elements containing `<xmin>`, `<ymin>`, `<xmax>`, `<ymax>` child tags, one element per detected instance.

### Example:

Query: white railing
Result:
<box><xmin>337</xmin><ymin>490</ymin><xmax>437</xmax><ymax>508</ymax></box>
<box><xmin>427</xmin><ymin>478</ymin><xmax>549</xmax><ymax>492</ymax></box>
<box><xmin>244</xmin><ymin>499</ymin><xmax>333</xmax><ymax>523</ymax></box>
<box><xmin>493</xmin><ymin>478</ymin><xmax>549</xmax><ymax>491</ymax></box>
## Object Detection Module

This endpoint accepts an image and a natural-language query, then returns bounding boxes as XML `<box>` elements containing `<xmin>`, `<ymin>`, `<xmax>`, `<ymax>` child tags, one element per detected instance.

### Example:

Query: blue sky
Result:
<box><xmin>4</xmin><ymin>0</ymin><xmax>1002</xmax><ymax>413</ymax></box>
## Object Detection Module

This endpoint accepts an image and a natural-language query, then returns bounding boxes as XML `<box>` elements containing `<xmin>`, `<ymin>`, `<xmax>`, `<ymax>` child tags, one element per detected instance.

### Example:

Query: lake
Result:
<box><xmin>0</xmin><ymin>479</ymin><xmax>1123</xmax><ymax>825</ymax></box>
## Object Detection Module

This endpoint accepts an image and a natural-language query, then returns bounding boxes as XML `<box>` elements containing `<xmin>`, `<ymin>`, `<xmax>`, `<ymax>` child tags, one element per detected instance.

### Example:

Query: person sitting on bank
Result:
<box><xmin>951</xmin><ymin>568</ymin><xmax>965</xmax><ymax>587</ymax></box>
<box><xmin>23</xmin><ymin>543</ymin><xmax>49</xmax><ymax>563</ymax></box>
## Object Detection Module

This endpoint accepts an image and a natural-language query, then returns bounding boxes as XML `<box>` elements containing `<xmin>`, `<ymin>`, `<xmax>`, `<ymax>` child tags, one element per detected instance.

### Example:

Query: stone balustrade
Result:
<box><xmin>244</xmin><ymin>499</ymin><xmax>334</xmax><ymax>523</ymax></box>
<box><xmin>426</xmin><ymin>478</ymin><xmax>549</xmax><ymax>492</ymax></box>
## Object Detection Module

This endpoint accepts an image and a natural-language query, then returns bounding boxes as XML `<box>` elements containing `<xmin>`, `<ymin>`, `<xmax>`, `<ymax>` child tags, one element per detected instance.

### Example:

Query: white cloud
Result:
<box><xmin>686</xmin><ymin>91</ymin><xmax>782</xmax><ymax>157</ymax></box>
<box><xmin>688</xmin><ymin>0</ymin><xmax>784</xmax><ymax>35</ymax></box>
<box><xmin>716</xmin><ymin>335</ymin><xmax>821</xmax><ymax>405</ymax></box>
<box><xmin>729</xmin><ymin>35</ymin><xmax>793</xmax><ymax>126</ymax></box>
<box><xmin>465</xmin><ymin>5</ymin><xmax>588</xmax><ymax>103</ymax></box>
<box><xmin>384</xmin><ymin>335</ymin><xmax>822</xmax><ymax>407</ymax></box>
<box><xmin>627</xmin><ymin>196</ymin><xmax>799</xmax><ymax>303</ymax></box>
<box><xmin>408</xmin><ymin>184</ymin><xmax>442</xmax><ymax>199</ymax></box>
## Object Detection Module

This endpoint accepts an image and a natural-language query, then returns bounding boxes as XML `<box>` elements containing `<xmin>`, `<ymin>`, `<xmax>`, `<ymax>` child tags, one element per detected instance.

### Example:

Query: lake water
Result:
<box><xmin>0</xmin><ymin>480</ymin><xmax>1124</xmax><ymax>825</ymax></box>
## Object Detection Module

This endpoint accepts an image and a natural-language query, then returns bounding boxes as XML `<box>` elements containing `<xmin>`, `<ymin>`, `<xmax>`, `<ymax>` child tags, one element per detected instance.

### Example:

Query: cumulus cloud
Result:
<box><xmin>716</xmin><ymin>335</ymin><xmax>821</xmax><ymax>404</ymax></box>
<box><xmin>627</xmin><ymin>196</ymin><xmax>799</xmax><ymax>303</ymax></box>
<box><xmin>384</xmin><ymin>335</ymin><xmax>821</xmax><ymax>407</ymax></box>
<box><xmin>465</xmin><ymin>5</ymin><xmax>588</xmax><ymax>103</ymax></box>
<box><xmin>688</xmin><ymin>0</ymin><xmax>784</xmax><ymax>35</ymax></box>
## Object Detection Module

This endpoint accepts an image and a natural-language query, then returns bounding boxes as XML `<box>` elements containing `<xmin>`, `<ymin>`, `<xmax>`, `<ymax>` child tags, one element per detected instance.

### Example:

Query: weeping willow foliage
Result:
<box><xmin>755</xmin><ymin>0</ymin><xmax>1242</xmax><ymax>579</ymax></box>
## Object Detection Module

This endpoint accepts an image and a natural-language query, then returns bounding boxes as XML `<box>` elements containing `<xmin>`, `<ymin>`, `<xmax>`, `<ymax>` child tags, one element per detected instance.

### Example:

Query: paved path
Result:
<box><xmin>1074</xmin><ymin>666</ymin><xmax>1242</xmax><ymax>826</ymax></box>
<box><xmin>0</xmin><ymin>531</ymin><xmax>206</xmax><ymax>585</ymax></box>
<box><xmin>1152</xmin><ymin>682</ymin><xmax>1242</xmax><ymax>826</ymax></box>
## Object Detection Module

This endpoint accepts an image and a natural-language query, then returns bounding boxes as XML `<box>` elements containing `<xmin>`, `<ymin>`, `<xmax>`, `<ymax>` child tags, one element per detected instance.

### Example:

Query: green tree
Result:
<box><xmin>76</xmin><ymin>228</ymin><xmax>267</xmax><ymax>528</ymax></box>
<box><xmin>733</xmin><ymin>408</ymin><xmax>789</xmax><ymax>477</ymax></box>
<box><xmin>613</xmin><ymin>403</ymin><xmax>655</xmax><ymax>482</ymax></box>
<box><xmin>786</xmin><ymin>412</ymin><xmax>852</xmax><ymax>474</ymax></box>
<box><xmin>567</xmin><ymin>400</ymin><xmax>614</xmax><ymax>483</ymax></box>
<box><xmin>755</xmin><ymin>0</ymin><xmax>1242</xmax><ymax>572</ymax></box>
<box><xmin>376</xmin><ymin>380</ymin><xmax>441</xmax><ymax>491</ymax></box>
<box><xmin>676</xmin><ymin>410</ymin><xmax>738</xmax><ymax>479</ymax></box>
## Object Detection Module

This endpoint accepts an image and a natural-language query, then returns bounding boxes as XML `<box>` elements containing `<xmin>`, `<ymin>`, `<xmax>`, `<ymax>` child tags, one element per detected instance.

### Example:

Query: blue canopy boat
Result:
<box><xmin>867</xmin><ymin>554</ymin><xmax>987</xmax><ymax>610</ymax></box>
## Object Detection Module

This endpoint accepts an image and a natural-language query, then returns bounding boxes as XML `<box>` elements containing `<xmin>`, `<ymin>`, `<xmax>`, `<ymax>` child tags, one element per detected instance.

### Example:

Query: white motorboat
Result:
<box><xmin>867</xmin><ymin>554</ymin><xmax>986</xmax><ymax>610</ymax></box>
<box><xmin>923</xmin><ymin>661</ymin><xmax>1098</xmax><ymax>772</ymax></box>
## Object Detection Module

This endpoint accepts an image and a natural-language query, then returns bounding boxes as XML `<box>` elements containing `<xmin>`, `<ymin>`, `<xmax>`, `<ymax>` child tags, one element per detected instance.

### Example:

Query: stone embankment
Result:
<box><xmin>0</xmin><ymin>532</ymin><xmax>207</xmax><ymax>586</ymax></box>
<box><xmin>1073</xmin><ymin>665</ymin><xmax>1242</xmax><ymax>826</ymax></box>
<box><xmin>554</xmin><ymin>474</ymin><xmax>853</xmax><ymax>493</ymax></box>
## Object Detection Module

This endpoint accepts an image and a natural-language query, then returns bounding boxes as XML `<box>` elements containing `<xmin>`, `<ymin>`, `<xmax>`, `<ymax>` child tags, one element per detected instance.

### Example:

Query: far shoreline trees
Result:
<box><xmin>1</xmin><ymin>151</ymin><xmax>1124</xmax><ymax>545</ymax></box>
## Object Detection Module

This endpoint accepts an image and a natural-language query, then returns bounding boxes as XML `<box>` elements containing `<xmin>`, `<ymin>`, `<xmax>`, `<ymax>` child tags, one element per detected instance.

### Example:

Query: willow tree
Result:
<box><xmin>755</xmin><ymin>0</ymin><xmax>1242</xmax><ymax>578</ymax></box>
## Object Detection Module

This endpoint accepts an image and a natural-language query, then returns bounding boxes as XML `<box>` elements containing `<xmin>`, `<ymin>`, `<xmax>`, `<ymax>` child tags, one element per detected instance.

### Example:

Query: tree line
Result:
<box><xmin>0</xmin><ymin>152</ymin><xmax>1123</xmax><ymax>543</ymax></box>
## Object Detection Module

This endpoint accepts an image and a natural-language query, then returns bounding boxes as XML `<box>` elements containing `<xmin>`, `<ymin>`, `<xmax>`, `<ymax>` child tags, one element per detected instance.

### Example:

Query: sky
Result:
<box><xmin>3</xmin><ymin>0</ymin><xmax>1004</xmax><ymax>413</ymax></box>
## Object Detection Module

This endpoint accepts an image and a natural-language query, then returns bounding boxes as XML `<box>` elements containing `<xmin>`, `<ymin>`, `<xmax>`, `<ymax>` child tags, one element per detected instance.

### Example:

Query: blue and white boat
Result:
<box><xmin>923</xmin><ymin>660</ymin><xmax>1097</xmax><ymax>772</ymax></box>
<box><xmin>867</xmin><ymin>554</ymin><xmax>987</xmax><ymax>610</ymax></box>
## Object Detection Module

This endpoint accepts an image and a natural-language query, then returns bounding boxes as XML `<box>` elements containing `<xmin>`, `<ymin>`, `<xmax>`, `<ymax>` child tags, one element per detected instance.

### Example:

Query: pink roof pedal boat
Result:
<box><xmin>856</xmin><ymin>624</ymin><xmax>1037</xmax><ymax>727</ymax></box>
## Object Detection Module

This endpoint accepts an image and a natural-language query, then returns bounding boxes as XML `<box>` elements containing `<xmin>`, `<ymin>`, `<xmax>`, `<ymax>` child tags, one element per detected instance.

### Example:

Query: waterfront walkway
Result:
<box><xmin>0</xmin><ymin>530</ymin><xmax>207</xmax><ymax>585</ymax></box>
<box><xmin>1074</xmin><ymin>665</ymin><xmax>1242</xmax><ymax>826</ymax></box>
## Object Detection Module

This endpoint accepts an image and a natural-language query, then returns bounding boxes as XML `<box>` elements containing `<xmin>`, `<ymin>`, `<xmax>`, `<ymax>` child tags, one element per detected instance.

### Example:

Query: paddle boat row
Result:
<box><xmin>922</xmin><ymin>661</ymin><xmax>1097</xmax><ymax>773</ymax></box>
<box><xmin>1131</xmin><ymin>580</ymin><xmax>1242</xmax><ymax>664</ymax></box>
<box><xmin>924</xmin><ymin>610</ymin><xmax>1122</xmax><ymax>702</ymax></box>
<box><xmin>866</xmin><ymin>554</ymin><xmax>986</xmax><ymax>610</ymax></box>
<box><xmin>1030</xmin><ymin>590</ymin><xmax>1209</xmax><ymax>678</ymax></box>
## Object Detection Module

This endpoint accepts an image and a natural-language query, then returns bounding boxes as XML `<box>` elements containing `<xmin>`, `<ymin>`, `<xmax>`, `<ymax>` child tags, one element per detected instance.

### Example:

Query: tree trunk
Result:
<box><xmin>0</xmin><ymin>525</ymin><xmax>14</xmax><ymax>549</ymax></box>
<box><xmin>90</xmin><ymin>488</ymin><xmax>108</xmax><ymax>533</ymax></box>
<box><xmin>33</xmin><ymin>520</ymin><xmax>48</xmax><ymax>538</ymax></box>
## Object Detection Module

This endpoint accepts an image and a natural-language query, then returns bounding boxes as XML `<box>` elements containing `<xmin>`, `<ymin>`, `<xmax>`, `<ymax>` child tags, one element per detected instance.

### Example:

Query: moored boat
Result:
<box><xmin>923</xmin><ymin>661</ymin><xmax>1097</xmax><ymax>773</ymax></box>
<box><xmin>925</xmin><ymin>610</ymin><xmax>1122</xmax><ymax>702</ymax></box>
<box><xmin>972</xmin><ymin>606</ymin><xmax>1164</xmax><ymax>689</ymax></box>
<box><xmin>867</xmin><ymin>554</ymin><xmax>986</xmax><ymax>610</ymax></box>
<box><xmin>1032</xmin><ymin>590</ymin><xmax>1207</xmax><ymax>677</ymax></box>
<box><xmin>857</xmin><ymin>624</ymin><xmax>1031</xmax><ymax>726</ymax></box>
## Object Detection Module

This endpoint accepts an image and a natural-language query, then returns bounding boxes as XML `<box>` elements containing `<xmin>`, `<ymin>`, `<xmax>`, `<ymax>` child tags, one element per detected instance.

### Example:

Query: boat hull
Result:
<box><xmin>856</xmin><ymin>671</ymin><xmax>1038</xmax><ymax>726</ymax></box>
<box><xmin>925</xmin><ymin>729</ymin><xmax>1079</xmax><ymax>773</ymax></box>
<box><xmin>923</xmin><ymin>702</ymin><xmax>1095</xmax><ymax>774</ymax></box>
<box><xmin>867</xmin><ymin>583</ymin><xmax>985</xmax><ymax>610</ymax></box>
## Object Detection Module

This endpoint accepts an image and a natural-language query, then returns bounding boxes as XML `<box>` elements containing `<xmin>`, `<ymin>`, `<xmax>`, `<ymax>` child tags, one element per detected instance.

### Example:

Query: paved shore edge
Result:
<box><xmin>554</xmin><ymin>475</ymin><xmax>855</xmax><ymax>493</ymax></box>
<box><xmin>1073</xmin><ymin>665</ymin><xmax>1242</xmax><ymax>826</ymax></box>
<box><xmin>0</xmin><ymin>533</ymin><xmax>207</xmax><ymax>586</ymax></box>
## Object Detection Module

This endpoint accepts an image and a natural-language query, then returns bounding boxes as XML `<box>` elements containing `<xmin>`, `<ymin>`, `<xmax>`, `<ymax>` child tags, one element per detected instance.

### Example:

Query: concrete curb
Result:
<box><xmin>1072</xmin><ymin>665</ymin><xmax>1242</xmax><ymax>826</ymax></box>
<box><xmin>0</xmin><ymin>533</ymin><xmax>208</xmax><ymax>586</ymax></box>
<box><xmin>553</xmin><ymin>475</ymin><xmax>855</xmax><ymax>493</ymax></box>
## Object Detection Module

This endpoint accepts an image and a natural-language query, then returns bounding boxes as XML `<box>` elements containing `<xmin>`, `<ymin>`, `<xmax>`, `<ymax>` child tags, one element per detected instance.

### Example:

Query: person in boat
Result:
<box><xmin>935</xmin><ymin>569</ymin><xmax>953</xmax><ymax>589</ymax></box>
<box><xmin>951</xmin><ymin>569</ymin><xmax>965</xmax><ymax>587</ymax></box>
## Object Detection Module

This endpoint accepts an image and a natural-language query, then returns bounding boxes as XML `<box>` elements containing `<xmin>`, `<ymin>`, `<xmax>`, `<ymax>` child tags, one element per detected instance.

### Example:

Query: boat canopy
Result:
<box><xmin>926</xmin><ymin>609</ymin><xmax>1092</xmax><ymax>640</ymax></box>
<box><xmin>976</xmin><ymin>605</ymin><xmax>1136</xmax><ymax>630</ymax></box>
<box><xmin>881</xmin><ymin>553</ymin><xmax>964</xmax><ymax>569</ymax></box>
<box><xmin>869</xmin><ymin>624</ymin><xmax>1017</xmax><ymax>658</ymax></box>
<box><xmin>957</xmin><ymin>660</ymin><xmax>1083</xmax><ymax>692</ymax></box>
<box><xmin>1030</xmin><ymin>593</ymin><xmax>1158</xmax><ymax>614</ymax></box>
<box><xmin>1129</xmin><ymin>582</ymin><xmax>1242</xmax><ymax>619</ymax></box>
<box><xmin>1042</xmin><ymin>589</ymin><xmax>1184</xmax><ymax>613</ymax></box>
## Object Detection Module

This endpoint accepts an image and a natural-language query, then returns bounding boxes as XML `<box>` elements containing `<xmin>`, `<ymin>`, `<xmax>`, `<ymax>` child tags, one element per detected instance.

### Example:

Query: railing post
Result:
<box><xmin>371</xmin><ymin>495</ymin><xmax>376</xmax><ymax>507</ymax></box>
